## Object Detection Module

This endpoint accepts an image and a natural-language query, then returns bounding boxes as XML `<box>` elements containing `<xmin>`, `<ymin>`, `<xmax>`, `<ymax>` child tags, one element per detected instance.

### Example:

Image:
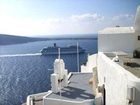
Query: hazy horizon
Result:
<box><xmin>0</xmin><ymin>33</ymin><xmax>98</xmax><ymax>38</ymax></box>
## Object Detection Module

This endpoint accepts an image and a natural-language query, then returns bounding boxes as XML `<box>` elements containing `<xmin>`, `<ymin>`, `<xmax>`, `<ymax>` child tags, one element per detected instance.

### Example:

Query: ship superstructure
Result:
<box><xmin>41</xmin><ymin>43</ymin><xmax>85</xmax><ymax>55</ymax></box>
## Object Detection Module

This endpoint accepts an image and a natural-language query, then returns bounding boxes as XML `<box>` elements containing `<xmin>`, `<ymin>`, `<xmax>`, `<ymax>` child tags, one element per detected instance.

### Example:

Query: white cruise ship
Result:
<box><xmin>23</xmin><ymin>5</ymin><xmax>140</xmax><ymax>105</ymax></box>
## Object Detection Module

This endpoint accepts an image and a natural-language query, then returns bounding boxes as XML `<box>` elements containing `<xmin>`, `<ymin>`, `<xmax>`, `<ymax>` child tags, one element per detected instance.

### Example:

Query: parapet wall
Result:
<box><xmin>97</xmin><ymin>52</ymin><xmax>140</xmax><ymax>105</ymax></box>
<box><xmin>81</xmin><ymin>54</ymin><xmax>97</xmax><ymax>73</ymax></box>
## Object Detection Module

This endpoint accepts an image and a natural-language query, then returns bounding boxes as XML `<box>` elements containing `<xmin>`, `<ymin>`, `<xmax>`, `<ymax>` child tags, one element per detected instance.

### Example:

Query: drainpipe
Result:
<box><xmin>127</xmin><ymin>86</ymin><xmax>135</xmax><ymax>105</ymax></box>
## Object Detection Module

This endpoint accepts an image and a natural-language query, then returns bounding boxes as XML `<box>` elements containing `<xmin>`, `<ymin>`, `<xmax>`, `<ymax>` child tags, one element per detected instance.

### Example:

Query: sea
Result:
<box><xmin>0</xmin><ymin>38</ymin><xmax>97</xmax><ymax>105</ymax></box>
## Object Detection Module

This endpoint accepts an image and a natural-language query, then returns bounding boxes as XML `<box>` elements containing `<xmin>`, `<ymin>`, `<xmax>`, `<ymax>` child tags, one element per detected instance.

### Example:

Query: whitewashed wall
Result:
<box><xmin>98</xmin><ymin>33</ymin><xmax>136</xmax><ymax>53</ymax></box>
<box><xmin>81</xmin><ymin>54</ymin><xmax>97</xmax><ymax>73</ymax></box>
<box><xmin>98</xmin><ymin>52</ymin><xmax>140</xmax><ymax>105</ymax></box>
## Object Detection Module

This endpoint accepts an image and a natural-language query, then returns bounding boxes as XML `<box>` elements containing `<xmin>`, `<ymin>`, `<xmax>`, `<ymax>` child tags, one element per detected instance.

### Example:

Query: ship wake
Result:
<box><xmin>0</xmin><ymin>53</ymin><xmax>41</xmax><ymax>57</ymax></box>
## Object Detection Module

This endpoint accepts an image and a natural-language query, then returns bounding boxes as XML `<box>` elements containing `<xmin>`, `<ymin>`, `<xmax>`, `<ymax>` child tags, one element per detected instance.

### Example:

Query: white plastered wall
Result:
<box><xmin>97</xmin><ymin>52</ymin><xmax>140</xmax><ymax>105</ymax></box>
<box><xmin>81</xmin><ymin>54</ymin><xmax>97</xmax><ymax>73</ymax></box>
<box><xmin>98</xmin><ymin>33</ymin><xmax>136</xmax><ymax>53</ymax></box>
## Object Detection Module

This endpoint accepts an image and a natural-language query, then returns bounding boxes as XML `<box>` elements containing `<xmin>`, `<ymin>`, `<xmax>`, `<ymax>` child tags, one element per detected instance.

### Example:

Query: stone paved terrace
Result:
<box><xmin>47</xmin><ymin>73</ymin><xmax>95</xmax><ymax>101</ymax></box>
<box><xmin>105</xmin><ymin>52</ymin><xmax>140</xmax><ymax>78</ymax></box>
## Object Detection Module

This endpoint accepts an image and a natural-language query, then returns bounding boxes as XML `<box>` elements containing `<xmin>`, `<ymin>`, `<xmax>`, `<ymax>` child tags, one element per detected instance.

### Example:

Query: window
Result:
<box><xmin>138</xmin><ymin>36</ymin><xmax>140</xmax><ymax>40</ymax></box>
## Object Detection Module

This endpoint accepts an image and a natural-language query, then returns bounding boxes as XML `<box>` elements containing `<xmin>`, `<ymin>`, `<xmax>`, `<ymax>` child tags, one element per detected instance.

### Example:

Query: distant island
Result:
<box><xmin>0</xmin><ymin>34</ymin><xmax>49</xmax><ymax>45</ymax></box>
<box><xmin>0</xmin><ymin>34</ymin><xmax>97</xmax><ymax>45</ymax></box>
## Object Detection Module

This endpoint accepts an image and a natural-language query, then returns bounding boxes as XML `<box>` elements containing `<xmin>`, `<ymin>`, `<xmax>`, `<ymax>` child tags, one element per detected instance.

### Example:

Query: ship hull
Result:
<box><xmin>41</xmin><ymin>50</ymin><xmax>85</xmax><ymax>55</ymax></box>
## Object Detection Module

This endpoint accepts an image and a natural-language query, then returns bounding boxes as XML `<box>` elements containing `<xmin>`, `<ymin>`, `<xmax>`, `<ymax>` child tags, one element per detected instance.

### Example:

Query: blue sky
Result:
<box><xmin>0</xmin><ymin>0</ymin><xmax>140</xmax><ymax>36</ymax></box>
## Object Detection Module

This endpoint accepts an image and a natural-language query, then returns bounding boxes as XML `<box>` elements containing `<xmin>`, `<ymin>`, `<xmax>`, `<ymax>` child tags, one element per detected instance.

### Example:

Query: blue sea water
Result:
<box><xmin>0</xmin><ymin>39</ymin><xmax>97</xmax><ymax>105</ymax></box>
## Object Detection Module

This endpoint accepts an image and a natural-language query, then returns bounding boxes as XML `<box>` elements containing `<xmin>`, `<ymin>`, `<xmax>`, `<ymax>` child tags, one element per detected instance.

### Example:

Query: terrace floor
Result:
<box><xmin>46</xmin><ymin>73</ymin><xmax>95</xmax><ymax>101</ymax></box>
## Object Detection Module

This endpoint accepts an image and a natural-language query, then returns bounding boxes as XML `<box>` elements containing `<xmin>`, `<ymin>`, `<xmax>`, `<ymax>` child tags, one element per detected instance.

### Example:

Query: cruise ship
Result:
<box><xmin>23</xmin><ymin>5</ymin><xmax>140</xmax><ymax>105</ymax></box>
<box><xmin>40</xmin><ymin>43</ymin><xmax>85</xmax><ymax>55</ymax></box>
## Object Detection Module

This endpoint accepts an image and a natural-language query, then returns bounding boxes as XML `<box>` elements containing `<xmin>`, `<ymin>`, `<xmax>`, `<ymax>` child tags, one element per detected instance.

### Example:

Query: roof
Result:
<box><xmin>98</xmin><ymin>27</ymin><xmax>135</xmax><ymax>34</ymax></box>
<box><xmin>46</xmin><ymin>73</ymin><xmax>95</xmax><ymax>101</ymax></box>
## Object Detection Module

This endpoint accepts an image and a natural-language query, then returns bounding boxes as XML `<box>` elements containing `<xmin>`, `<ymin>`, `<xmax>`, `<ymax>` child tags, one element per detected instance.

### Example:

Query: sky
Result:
<box><xmin>0</xmin><ymin>0</ymin><xmax>140</xmax><ymax>37</ymax></box>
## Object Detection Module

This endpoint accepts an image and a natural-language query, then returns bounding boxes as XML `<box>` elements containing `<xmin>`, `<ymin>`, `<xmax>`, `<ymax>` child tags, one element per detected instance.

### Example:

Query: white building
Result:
<box><xmin>79</xmin><ymin>5</ymin><xmax>140</xmax><ymax>105</ymax></box>
<box><xmin>97</xmin><ymin>5</ymin><xmax>140</xmax><ymax>105</ymax></box>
